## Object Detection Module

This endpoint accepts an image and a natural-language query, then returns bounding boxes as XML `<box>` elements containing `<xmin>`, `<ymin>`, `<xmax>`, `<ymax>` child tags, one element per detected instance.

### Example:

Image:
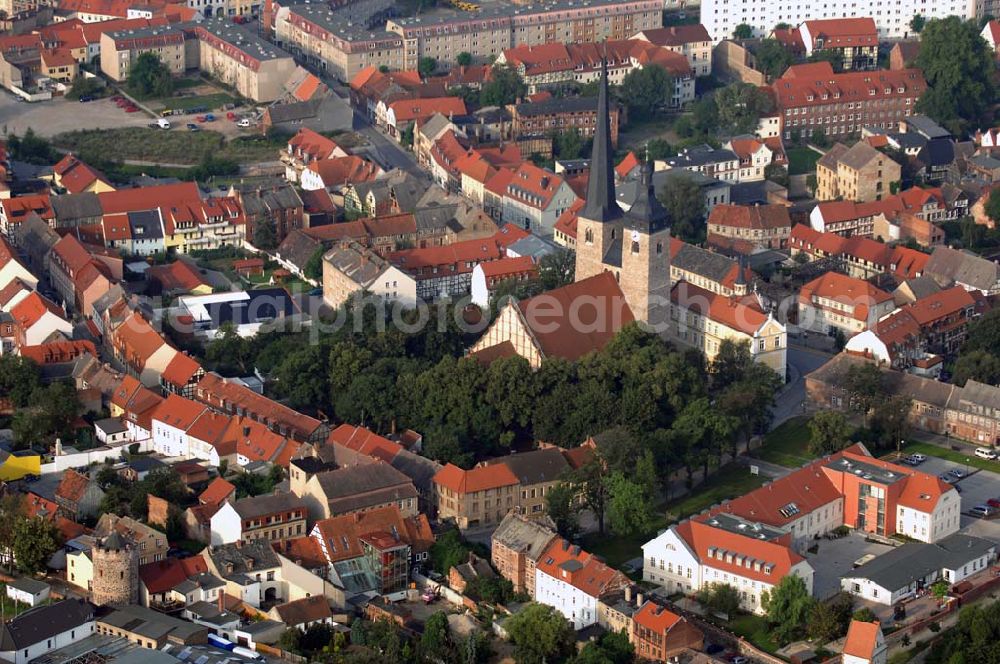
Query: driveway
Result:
<box><xmin>0</xmin><ymin>94</ymin><xmax>154</xmax><ymax>137</ymax></box>
<box><xmin>804</xmin><ymin>532</ymin><xmax>897</xmax><ymax>599</ymax></box>
<box><xmin>770</xmin><ymin>343</ymin><xmax>832</xmax><ymax>429</ymax></box>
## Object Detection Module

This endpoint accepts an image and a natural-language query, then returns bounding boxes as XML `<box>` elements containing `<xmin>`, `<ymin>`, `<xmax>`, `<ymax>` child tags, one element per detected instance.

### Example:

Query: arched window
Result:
<box><xmin>656</xmin><ymin>241</ymin><xmax>663</xmax><ymax>255</ymax></box>
<box><xmin>631</xmin><ymin>240</ymin><xmax>640</xmax><ymax>254</ymax></box>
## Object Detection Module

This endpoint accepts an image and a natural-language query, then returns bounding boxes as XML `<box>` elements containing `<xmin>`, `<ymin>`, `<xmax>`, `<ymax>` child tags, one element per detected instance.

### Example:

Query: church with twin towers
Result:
<box><xmin>574</xmin><ymin>59</ymin><xmax>673</xmax><ymax>332</ymax></box>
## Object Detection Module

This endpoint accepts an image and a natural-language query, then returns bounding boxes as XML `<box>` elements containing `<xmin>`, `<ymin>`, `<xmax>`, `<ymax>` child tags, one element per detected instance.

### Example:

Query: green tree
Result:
<box><xmin>572</xmin><ymin>630</ymin><xmax>634</xmax><ymax>664</ymax></box>
<box><xmin>12</xmin><ymin>516</ymin><xmax>60</xmax><ymax>575</ymax></box>
<box><xmin>0</xmin><ymin>494</ymin><xmax>25</xmax><ymax>570</ymax></box>
<box><xmin>606</xmin><ymin>471</ymin><xmax>655</xmax><ymax>536</ymax></box>
<box><xmin>126</xmin><ymin>52</ymin><xmax>174</xmax><ymax>99</ymax></box>
<box><xmin>844</xmin><ymin>362</ymin><xmax>885</xmax><ymax>425</ymax></box>
<box><xmin>808</xmin><ymin>600</ymin><xmax>843</xmax><ymax>643</ymax></box>
<box><xmin>809</xmin><ymin>49</ymin><xmax>844</xmax><ymax>73</ymax></box>
<box><xmin>698</xmin><ymin>583</ymin><xmax>742</xmax><ymax>615</ymax></box>
<box><xmin>456</xmin><ymin>52</ymin><xmax>473</xmax><ymax>67</ymax></box>
<box><xmin>810</xmin><ymin>127</ymin><xmax>830</xmax><ymax>148</ymax></box>
<box><xmin>646</xmin><ymin>138</ymin><xmax>675</xmax><ymax>160</ymax></box>
<box><xmin>7</xmin><ymin>128</ymin><xmax>57</xmax><ymax>165</ymax></box>
<box><xmin>553</xmin><ymin>128</ymin><xmax>585</xmax><ymax>159</ymax></box>
<box><xmin>910</xmin><ymin>14</ymin><xmax>925</xmax><ymax>33</ymax></box>
<box><xmin>620</xmin><ymin>66</ymin><xmax>675</xmax><ymax>120</ymax></box>
<box><xmin>808</xmin><ymin>411</ymin><xmax>851</xmax><ymax>456</ymax></box>
<box><xmin>401</xmin><ymin>124</ymin><xmax>415</xmax><ymax>148</ymax></box>
<box><xmin>0</xmin><ymin>355</ymin><xmax>40</xmax><ymax>406</ymax></box>
<box><xmin>765</xmin><ymin>163</ymin><xmax>789</xmax><ymax>187</ymax></box>
<box><xmin>252</xmin><ymin>217</ymin><xmax>277</xmax><ymax>250</ymax></box>
<box><xmin>505</xmin><ymin>602</ymin><xmax>575</xmax><ymax>664</ymax></box>
<box><xmin>418</xmin><ymin>56</ymin><xmax>437</xmax><ymax>77</ymax></box>
<box><xmin>304</xmin><ymin>246</ymin><xmax>325</xmax><ymax>281</ymax></box>
<box><xmin>985</xmin><ymin>188</ymin><xmax>1000</xmax><ymax>227</ymax></box>
<box><xmin>930</xmin><ymin>578</ymin><xmax>950</xmax><ymax>600</ymax></box>
<box><xmin>66</xmin><ymin>76</ymin><xmax>104</xmax><ymax>101</ymax></box>
<box><xmin>429</xmin><ymin>529</ymin><xmax>473</xmax><ymax>575</ymax></box>
<box><xmin>714</xmin><ymin>82</ymin><xmax>774</xmax><ymax>135</ymax></box>
<box><xmin>869</xmin><ymin>395</ymin><xmax>913</xmax><ymax>451</ymax></box>
<box><xmin>754</xmin><ymin>38</ymin><xmax>794</xmax><ymax>79</ymax></box>
<box><xmin>853</xmin><ymin>607</ymin><xmax>877</xmax><ymax>623</ymax></box>
<box><xmin>711</xmin><ymin>339</ymin><xmax>753</xmax><ymax>391</ymax></box>
<box><xmin>733</xmin><ymin>23</ymin><xmax>754</xmax><ymax>39</ymax></box>
<box><xmin>538</xmin><ymin>248</ymin><xmax>575</xmax><ymax>289</ymax></box>
<box><xmin>916</xmin><ymin>16</ymin><xmax>996</xmax><ymax>133</ymax></box>
<box><xmin>953</xmin><ymin>349</ymin><xmax>1000</xmax><ymax>386</ymax></box>
<box><xmin>480</xmin><ymin>65</ymin><xmax>527</xmax><ymax>107</ymax></box>
<box><xmin>657</xmin><ymin>173</ymin><xmax>706</xmax><ymax>242</ymax></box>
<box><xmin>545</xmin><ymin>481</ymin><xmax>579</xmax><ymax>538</ymax></box>
<box><xmin>635</xmin><ymin>449</ymin><xmax>658</xmax><ymax>498</ymax></box>
<box><xmin>762</xmin><ymin>574</ymin><xmax>815</xmax><ymax>644</ymax></box>
<box><xmin>574</xmin><ymin>456</ymin><xmax>610</xmax><ymax>534</ymax></box>
<box><xmin>420</xmin><ymin>611</ymin><xmax>452</xmax><ymax>662</ymax></box>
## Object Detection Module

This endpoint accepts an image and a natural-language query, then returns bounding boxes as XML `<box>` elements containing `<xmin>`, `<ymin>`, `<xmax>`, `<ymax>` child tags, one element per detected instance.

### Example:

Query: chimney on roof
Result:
<box><xmin>625</xmin><ymin>586</ymin><xmax>632</xmax><ymax>602</ymax></box>
<box><xmin>637</xmin><ymin>592</ymin><xmax>644</xmax><ymax>606</ymax></box>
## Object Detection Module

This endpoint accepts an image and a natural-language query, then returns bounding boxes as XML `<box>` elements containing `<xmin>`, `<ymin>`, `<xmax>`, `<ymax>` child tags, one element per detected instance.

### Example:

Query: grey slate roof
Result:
<box><xmin>323</xmin><ymin>242</ymin><xmax>393</xmax><ymax>288</ymax></box>
<box><xmin>672</xmin><ymin>241</ymin><xmax>739</xmax><ymax>284</ymax></box>
<box><xmin>0</xmin><ymin>599</ymin><xmax>93</xmax><ymax>651</ymax></box>
<box><xmin>276</xmin><ymin>229</ymin><xmax>322</xmax><ymax>274</ymax></box>
<box><xmin>232</xmin><ymin>492</ymin><xmax>306</xmax><ymax>520</ymax></box>
<box><xmin>665</xmin><ymin>145</ymin><xmax>738</xmax><ymax>169</ymax></box>
<box><xmin>816</xmin><ymin>143</ymin><xmax>849</xmax><ymax>171</ymax></box>
<box><xmin>838</xmin><ymin>142</ymin><xmax>885</xmax><ymax>170</ymax></box>
<box><xmin>506</xmin><ymin>234</ymin><xmax>559</xmax><ymax>259</ymax></box>
<box><xmin>315</xmin><ymin>462</ymin><xmax>415</xmax><ymax>502</ymax></box>
<box><xmin>6</xmin><ymin>577</ymin><xmax>50</xmax><ymax>595</ymax></box>
<box><xmin>846</xmin><ymin>534</ymin><xmax>995</xmax><ymax>591</ymax></box>
<box><xmin>491</xmin><ymin>448</ymin><xmax>570</xmax><ymax>486</ymax></box>
<box><xmin>389</xmin><ymin>449</ymin><xmax>441</xmax><ymax>495</ymax></box>
<box><xmin>581</xmin><ymin>61</ymin><xmax>623</xmax><ymax>225</ymax></box>
<box><xmin>50</xmin><ymin>192</ymin><xmax>102</xmax><ymax>222</ymax></box>
<box><xmin>924</xmin><ymin>245</ymin><xmax>1000</xmax><ymax>291</ymax></box>
<box><xmin>515</xmin><ymin>96</ymin><xmax>601</xmax><ymax>117</ymax></box>
<box><xmin>492</xmin><ymin>512</ymin><xmax>558</xmax><ymax>562</ymax></box>
<box><xmin>207</xmin><ymin>538</ymin><xmax>281</xmax><ymax>580</ymax></box>
<box><xmin>99</xmin><ymin>605</ymin><xmax>205</xmax><ymax>641</ymax></box>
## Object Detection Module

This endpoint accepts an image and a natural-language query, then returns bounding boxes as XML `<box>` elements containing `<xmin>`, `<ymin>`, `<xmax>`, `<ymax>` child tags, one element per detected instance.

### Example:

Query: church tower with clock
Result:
<box><xmin>574</xmin><ymin>59</ymin><xmax>672</xmax><ymax>330</ymax></box>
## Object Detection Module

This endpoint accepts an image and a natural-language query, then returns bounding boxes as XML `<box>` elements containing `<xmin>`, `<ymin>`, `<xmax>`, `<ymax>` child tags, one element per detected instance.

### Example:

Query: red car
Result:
<box><xmin>124</xmin><ymin>105</ymin><xmax>139</xmax><ymax>113</ymax></box>
<box><xmin>196</xmin><ymin>115</ymin><xmax>207</xmax><ymax>123</ymax></box>
<box><xmin>226</xmin><ymin>111</ymin><xmax>236</xmax><ymax>121</ymax></box>
<box><xmin>987</xmin><ymin>498</ymin><xmax>1000</xmax><ymax>509</ymax></box>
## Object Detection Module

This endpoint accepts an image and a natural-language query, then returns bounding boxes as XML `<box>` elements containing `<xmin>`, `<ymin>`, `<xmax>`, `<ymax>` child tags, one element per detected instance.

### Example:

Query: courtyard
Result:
<box><xmin>804</xmin><ymin>531</ymin><xmax>896</xmax><ymax>599</ymax></box>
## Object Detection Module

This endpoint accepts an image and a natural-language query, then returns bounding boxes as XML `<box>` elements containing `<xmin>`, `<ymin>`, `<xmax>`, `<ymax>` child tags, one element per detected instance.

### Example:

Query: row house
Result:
<box><xmin>632</xmin><ymin>24</ymin><xmax>713</xmax><ymax>77</ymax></box>
<box><xmin>706</xmin><ymin>203</ymin><xmax>792</xmax><ymax>254</ymax></box>
<box><xmin>300</xmin><ymin>155</ymin><xmax>382</xmax><ymax>192</ymax></box>
<box><xmin>0</xmin><ymin>193</ymin><xmax>52</xmax><ymax>237</ymax></box>
<box><xmin>799</xmin><ymin>18</ymin><xmax>879</xmax><ymax>71</ymax></box>
<box><xmin>349</xmin><ymin>66</ymin><xmax>425</xmax><ymax>123</ymax></box>
<box><xmin>109</xmin><ymin>309</ymin><xmax>178</xmax><ymax>388</ymax></box>
<box><xmin>9</xmin><ymin>292</ymin><xmax>72</xmax><ymax>349</ymax></box>
<box><xmin>208</xmin><ymin>493</ymin><xmax>307</xmax><ymax>546</ymax></box>
<box><xmin>724</xmin><ymin>135</ymin><xmax>786</xmax><ymax>182</ymax></box>
<box><xmin>661</xmin><ymin>144</ymin><xmax>741</xmax><ymax>184</ymax></box>
<box><xmin>381</xmin><ymin>97</ymin><xmax>467</xmax><ymax>142</ymax></box>
<box><xmin>491</xmin><ymin>512</ymin><xmax>559</xmax><ymax>598</ymax></box>
<box><xmin>509</xmin><ymin>96</ymin><xmax>621</xmax><ymax>146</ymax></box>
<box><xmin>669</xmin><ymin>282</ymin><xmax>787</xmax><ymax>379</ymax></box>
<box><xmin>789</xmin><ymin>224</ymin><xmax>930</xmax><ymax>281</ymax></box>
<box><xmin>297</xmin><ymin>462</ymin><xmax>419</xmax><ymax>523</ymax></box>
<box><xmin>110</xmin><ymin>374</ymin><xmax>164</xmax><ymax>443</ymax></box>
<box><xmin>499</xmin><ymin>162</ymin><xmax>578</xmax><ymax>236</ymax></box>
<box><xmin>923</xmin><ymin>245</ymin><xmax>1000</xmax><ymax>296</ymax></box>
<box><xmin>845</xmin><ymin>285</ymin><xmax>986</xmax><ymax>369</ymax></box>
<box><xmin>772</xmin><ymin>63</ymin><xmax>926</xmax><ymax>142</ymax></box>
<box><xmin>311</xmin><ymin>505</ymin><xmax>434</xmax><ymax>600</ymax></box>
<box><xmin>281</xmin><ymin>127</ymin><xmax>349</xmax><ymax>183</ymax></box>
<box><xmin>535</xmin><ymin>538</ymin><xmax>630</xmax><ymax>630</ymax></box>
<box><xmin>798</xmin><ymin>271</ymin><xmax>896</xmax><ymax>337</ymax></box>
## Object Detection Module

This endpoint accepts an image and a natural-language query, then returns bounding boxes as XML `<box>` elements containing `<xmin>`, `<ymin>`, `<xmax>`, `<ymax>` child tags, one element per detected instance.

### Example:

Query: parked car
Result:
<box><xmin>156</xmin><ymin>118</ymin><xmax>171</xmax><ymax>129</ymax></box>
<box><xmin>910</xmin><ymin>453</ymin><xmax>927</xmax><ymax>464</ymax></box>
<box><xmin>204</xmin><ymin>113</ymin><xmax>216</xmax><ymax>122</ymax></box>
<box><xmin>970</xmin><ymin>505</ymin><xmax>994</xmax><ymax>518</ymax></box>
<box><xmin>78</xmin><ymin>95</ymin><xmax>94</xmax><ymax>102</ymax></box>
<box><xmin>949</xmin><ymin>468</ymin><xmax>966</xmax><ymax>479</ymax></box>
<box><xmin>124</xmin><ymin>105</ymin><xmax>139</xmax><ymax>113</ymax></box>
<box><xmin>987</xmin><ymin>498</ymin><xmax>1000</xmax><ymax>509</ymax></box>
<box><xmin>237</xmin><ymin>117</ymin><xmax>253</xmax><ymax>128</ymax></box>
<box><xmin>226</xmin><ymin>111</ymin><xmax>237</xmax><ymax>121</ymax></box>
<box><xmin>975</xmin><ymin>447</ymin><xmax>998</xmax><ymax>460</ymax></box>
<box><xmin>187</xmin><ymin>123</ymin><xmax>200</xmax><ymax>131</ymax></box>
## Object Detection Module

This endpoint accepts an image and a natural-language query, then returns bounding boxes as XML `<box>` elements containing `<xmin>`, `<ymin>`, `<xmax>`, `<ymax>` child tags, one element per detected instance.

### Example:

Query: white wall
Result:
<box><xmin>152</xmin><ymin>419</ymin><xmax>190</xmax><ymax>457</ymax></box>
<box><xmin>642</xmin><ymin>527</ymin><xmax>701</xmax><ymax>595</ymax></box>
<box><xmin>210</xmin><ymin>502</ymin><xmax>242</xmax><ymax>545</ymax></box>
<box><xmin>0</xmin><ymin>621</ymin><xmax>95</xmax><ymax>664</ymax></box>
<box><xmin>841</xmin><ymin>575</ymin><xmax>909</xmax><ymax>606</ymax></box>
<box><xmin>534</xmin><ymin>568</ymin><xmax>600</xmax><ymax>630</ymax></box>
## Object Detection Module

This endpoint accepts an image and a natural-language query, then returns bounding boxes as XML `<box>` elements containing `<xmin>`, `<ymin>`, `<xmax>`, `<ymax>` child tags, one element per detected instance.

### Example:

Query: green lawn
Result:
<box><xmin>728</xmin><ymin>614</ymin><xmax>778</xmax><ymax>653</ymax></box>
<box><xmin>52</xmin><ymin>128</ymin><xmax>278</xmax><ymax>165</ymax></box>
<box><xmin>899</xmin><ymin>441</ymin><xmax>1000</xmax><ymax>473</ymax></box>
<box><xmin>665</xmin><ymin>463</ymin><xmax>767</xmax><ymax>520</ymax></box>
<box><xmin>788</xmin><ymin>147</ymin><xmax>821</xmax><ymax>175</ymax></box>
<box><xmin>581</xmin><ymin>514</ymin><xmax>668</xmax><ymax>570</ymax></box>
<box><xmin>756</xmin><ymin>416</ymin><xmax>814</xmax><ymax>467</ymax></box>
<box><xmin>161</xmin><ymin>93</ymin><xmax>237</xmax><ymax>112</ymax></box>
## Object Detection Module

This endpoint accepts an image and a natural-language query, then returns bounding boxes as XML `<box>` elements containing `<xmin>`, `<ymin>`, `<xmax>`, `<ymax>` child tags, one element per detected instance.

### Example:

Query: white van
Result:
<box><xmin>232</xmin><ymin>646</ymin><xmax>263</xmax><ymax>661</ymax></box>
<box><xmin>237</xmin><ymin>117</ymin><xmax>252</xmax><ymax>128</ymax></box>
<box><xmin>157</xmin><ymin>118</ymin><xmax>171</xmax><ymax>129</ymax></box>
<box><xmin>975</xmin><ymin>447</ymin><xmax>997</xmax><ymax>460</ymax></box>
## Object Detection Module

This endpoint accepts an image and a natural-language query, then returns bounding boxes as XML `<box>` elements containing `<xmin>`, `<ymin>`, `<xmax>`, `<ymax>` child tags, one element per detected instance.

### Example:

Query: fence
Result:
<box><xmin>255</xmin><ymin>642</ymin><xmax>305</xmax><ymax>663</ymax></box>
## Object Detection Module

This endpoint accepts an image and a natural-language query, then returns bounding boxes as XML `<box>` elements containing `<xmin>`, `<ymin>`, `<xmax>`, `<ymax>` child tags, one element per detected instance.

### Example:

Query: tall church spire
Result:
<box><xmin>580</xmin><ymin>56</ymin><xmax>623</xmax><ymax>223</ymax></box>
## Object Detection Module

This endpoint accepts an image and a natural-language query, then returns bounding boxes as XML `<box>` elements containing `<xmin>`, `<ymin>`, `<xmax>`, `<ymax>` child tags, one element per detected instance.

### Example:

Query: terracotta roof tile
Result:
<box><xmin>199</xmin><ymin>477</ymin><xmax>236</xmax><ymax>506</ymax></box>
<box><xmin>433</xmin><ymin>462</ymin><xmax>519</xmax><ymax>494</ymax></box>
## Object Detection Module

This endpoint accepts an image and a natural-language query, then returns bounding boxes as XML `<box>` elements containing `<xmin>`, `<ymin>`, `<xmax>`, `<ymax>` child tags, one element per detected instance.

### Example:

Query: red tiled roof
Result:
<box><xmin>677</xmin><ymin>516</ymin><xmax>803</xmax><ymax>584</ymax></box>
<box><xmin>312</xmin><ymin>505</ymin><xmax>434</xmax><ymax>563</ymax></box>
<box><xmin>433</xmin><ymin>462</ymin><xmax>519</xmax><ymax>494</ymax></box>
<box><xmin>536</xmin><ymin>537</ymin><xmax>628</xmax><ymax>598</ymax></box>
<box><xmin>671</xmin><ymin>282</ymin><xmax>769</xmax><ymax>336</ymax></box>
<box><xmin>161</xmin><ymin>352</ymin><xmax>202</xmax><ymax>388</ymax></box>
<box><xmin>52</xmin><ymin>154</ymin><xmax>110</xmax><ymax>194</ymax></box>
<box><xmin>199</xmin><ymin>476</ymin><xmax>236</xmax><ymax>506</ymax></box>
<box><xmin>515</xmin><ymin>271</ymin><xmax>634</xmax><ymax>361</ymax></box>
<box><xmin>55</xmin><ymin>469</ymin><xmax>92</xmax><ymax>503</ymax></box>
<box><xmin>843</xmin><ymin>621</ymin><xmax>881</xmax><ymax>660</ymax></box>
<box><xmin>799</xmin><ymin>271</ymin><xmax>893</xmax><ymax>321</ymax></box>
<box><xmin>307</xmin><ymin>155</ymin><xmax>381</xmax><ymax>186</ymax></box>
<box><xmin>707</xmin><ymin>204</ymin><xmax>791</xmax><ymax>231</ymax></box>
<box><xmin>616</xmin><ymin>152</ymin><xmax>640</xmax><ymax>179</ymax></box>
<box><xmin>0</xmin><ymin>278</ymin><xmax>38</xmax><ymax>310</ymax></box>
<box><xmin>504</xmin><ymin>162</ymin><xmax>570</xmax><ymax>211</ymax></box>
<box><xmin>480</xmin><ymin>255</ymin><xmax>537</xmax><ymax>281</ymax></box>
<box><xmin>11</xmin><ymin>292</ymin><xmax>66</xmax><ymax>330</ymax></box>
<box><xmin>772</xmin><ymin>63</ymin><xmax>926</xmax><ymax>111</ymax></box>
<box><xmin>274</xmin><ymin>536</ymin><xmax>327</xmax><ymax>569</ymax></box>
<box><xmin>802</xmin><ymin>18</ymin><xmax>877</xmax><ymax>47</ymax></box>
<box><xmin>327</xmin><ymin>424</ymin><xmax>402</xmax><ymax>463</ymax></box>
<box><xmin>152</xmin><ymin>393</ymin><xmax>207</xmax><ymax>431</ymax></box>
<box><xmin>636</xmin><ymin>24</ymin><xmax>711</xmax><ymax>46</ymax></box>
<box><xmin>194</xmin><ymin>373</ymin><xmax>322</xmax><ymax>442</ymax></box>
<box><xmin>903</xmin><ymin>285</ymin><xmax>978</xmax><ymax>326</ymax></box>
<box><xmin>147</xmin><ymin>260</ymin><xmax>210</xmax><ymax>294</ymax></box>
<box><xmin>633</xmin><ymin>602</ymin><xmax>683</xmax><ymax>633</ymax></box>
<box><xmin>139</xmin><ymin>556</ymin><xmax>209</xmax><ymax>595</ymax></box>
<box><xmin>554</xmin><ymin>199</ymin><xmax>583</xmax><ymax>240</ymax></box>
<box><xmin>388</xmin><ymin>97</ymin><xmax>467</xmax><ymax>123</ymax></box>
<box><xmin>19</xmin><ymin>340</ymin><xmax>95</xmax><ymax>365</ymax></box>
<box><xmin>186</xmin><ymin>410</ymin><xmax>233</xmax><ymax>455</ymax></box>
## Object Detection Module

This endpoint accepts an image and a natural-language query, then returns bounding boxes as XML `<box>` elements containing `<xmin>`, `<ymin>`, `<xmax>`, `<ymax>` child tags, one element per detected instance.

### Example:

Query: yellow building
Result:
<box><xmin>99</xmin><ymin>27</ymin><xmax>186</xmax><ymax>81</ymax></box>
<box><xmin>669</xmin><ymin>281</ymin><xmax>787</xmax><ymax>379</ymax></box>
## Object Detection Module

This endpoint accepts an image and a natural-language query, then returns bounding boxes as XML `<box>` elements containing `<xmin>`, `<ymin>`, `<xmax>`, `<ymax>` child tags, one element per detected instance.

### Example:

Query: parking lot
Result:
<box><xmin>804</xmin><ymin>531</ymin><xmax>896</xmax><ymax>599</ymax></box>
<box><xmin>0</xmin><ymin>94</ymin><xmax>154</xmax><ymax>137</ymax></box>
<box><xmin>901</xmin><ymin>455</ymin><xmax>1000</xmax><ymax>525</ymax></box>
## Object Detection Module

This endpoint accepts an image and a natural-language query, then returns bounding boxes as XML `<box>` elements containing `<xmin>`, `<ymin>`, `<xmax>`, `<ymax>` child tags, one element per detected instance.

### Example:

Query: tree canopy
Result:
<box><xmin>754</xmin><ymin>39</ymin><xmax>794</xmax><ymax>79</ymax></box>
<box><xmin>619</xmin><ymin>66</ymin><xmax>675</xmax><ymax>120</ymax></box>
<box><xmin>505</xmin><ymin>603</ymin><xmax>576</xmax><ymax>664</ymax></box>
<box><xmin>915</xmin><ymin>16</ymin><xmax>996</xmax><ymax>134</ymax></box>
<box><xmin>762</xmin><ymin>574</ymin><xmax>815</xmax><ymax>644</ymax></box>
<box><xmin>126</xmin><ymin>52</ymin><xmax>174</xmax><ymax>99</ymax></box>
<box><xmin>480</xmin><ymin>65</ymin><xmax>527</xmax><ymax>107</ymax></box>
<box><xmin>657</xmin><ymin>172</ymin><xmax>706</xmax><ymax>243</ymax></box>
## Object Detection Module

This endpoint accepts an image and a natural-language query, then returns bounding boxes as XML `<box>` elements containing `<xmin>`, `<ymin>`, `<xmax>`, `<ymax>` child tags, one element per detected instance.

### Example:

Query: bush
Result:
<box><xmin>66</xmin><ymin>77</ymin><xmax>105</xmax><ymax>100</ymax></box>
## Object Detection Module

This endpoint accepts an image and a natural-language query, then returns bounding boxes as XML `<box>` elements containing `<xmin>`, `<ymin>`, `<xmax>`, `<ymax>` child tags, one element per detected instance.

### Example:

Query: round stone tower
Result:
<box><xmin>90</xmin><ymin>531</ymin><xmax>139</xmax><ymax>607</ymax></box>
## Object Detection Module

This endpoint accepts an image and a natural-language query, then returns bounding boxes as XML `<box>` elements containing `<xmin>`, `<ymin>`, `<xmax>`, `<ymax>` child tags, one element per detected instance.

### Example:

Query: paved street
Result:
<box><xmin>355</xmin><ymin>114</ymin><xmax>424</xmax><ymax>176</ymax></box>
<box><xmin>770</xmin><ymin>342</ymin><xmax>833</xmax><ymax>429</ymax></box>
